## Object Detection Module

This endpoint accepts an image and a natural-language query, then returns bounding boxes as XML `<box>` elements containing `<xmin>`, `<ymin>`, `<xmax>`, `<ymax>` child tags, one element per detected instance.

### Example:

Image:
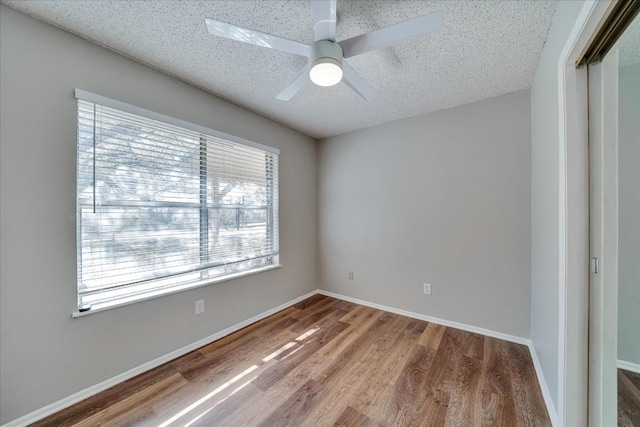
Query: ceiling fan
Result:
<box><xmin>205</xmin><ymin>0</ymin><xmax>443</xmax><ymax>101</ymax></box>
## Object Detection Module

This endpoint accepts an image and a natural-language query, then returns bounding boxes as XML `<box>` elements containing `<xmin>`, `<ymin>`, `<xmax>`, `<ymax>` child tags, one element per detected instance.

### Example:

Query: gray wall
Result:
<box><xmin>530</xmin><ymin>0</ymin><xmax>586</xmax><ymax>413</ymax></box>
<box><xmin>618</xmin><ymin>63</ymin><xmax>640</xmax><ymax>366</ymax></box>
<box><xmin>0</xmin><ymin>6</ymin><xmax>317</xmax><ymax>423</ymax></box>
<box><xmin>318</xmin><ymin>90</ymin><xmax>532</xmax><ymax>338</ymax></box>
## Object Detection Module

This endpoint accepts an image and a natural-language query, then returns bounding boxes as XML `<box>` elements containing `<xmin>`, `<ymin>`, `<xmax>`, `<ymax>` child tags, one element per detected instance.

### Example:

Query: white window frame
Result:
<box><xmin>72</xmin><ymin>89</ymin><xmax>280</xmax><ymax>318</ymax></box>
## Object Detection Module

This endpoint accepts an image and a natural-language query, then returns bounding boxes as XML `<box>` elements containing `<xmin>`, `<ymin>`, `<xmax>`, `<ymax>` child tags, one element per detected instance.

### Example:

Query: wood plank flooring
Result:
<box><xmin>31</xmin><ymin>295</ymin><xmax>551</xmax><ymax>426</ymax></box>
<box><xmin>619</xmin><ymin>368</ymin><xmax>640</xmax><ymax>427</ymax></box>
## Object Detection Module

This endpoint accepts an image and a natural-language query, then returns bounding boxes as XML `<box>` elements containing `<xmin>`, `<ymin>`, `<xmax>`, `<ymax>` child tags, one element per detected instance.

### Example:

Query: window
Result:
<box><xmin>75</xmin><ymin>90</ymin><xmax>279</xmax><ymax>313</ymax></box>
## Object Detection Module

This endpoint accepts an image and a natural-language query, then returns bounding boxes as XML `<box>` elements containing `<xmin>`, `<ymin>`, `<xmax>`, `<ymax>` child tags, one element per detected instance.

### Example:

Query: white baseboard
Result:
<box><xmin>317</xmin><ymin>290</ymin><xmax>530</xmax><ymax>346</ymax></box>
<box><xmin>618</xmin><ymin>359</ymin><xmax>640</xmax><ymax>374</ymax></box>
<box><xmin>528</xmin><ymin>344</ymin><xmax>559</xmax><ymax>427</ymax></box>
<box><xmin>2</xmin><ymin>290</ymin><xmax>319</xmax><ymax>427</ymax></box>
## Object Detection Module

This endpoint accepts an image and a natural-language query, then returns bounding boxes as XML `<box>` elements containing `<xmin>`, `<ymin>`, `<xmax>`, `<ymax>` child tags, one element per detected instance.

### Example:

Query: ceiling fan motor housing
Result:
<box><xmin>310</xmin><ymin>40</ymin><xmax>344</xmax><ymax>66</ymax></box>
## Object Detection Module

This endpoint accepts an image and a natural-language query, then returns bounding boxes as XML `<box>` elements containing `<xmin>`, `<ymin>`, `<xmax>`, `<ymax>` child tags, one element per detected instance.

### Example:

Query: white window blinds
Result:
<box><xmin>76</xmin><ymin>92</ymin><xmax>279</xmax><ymax>311</ymax></box>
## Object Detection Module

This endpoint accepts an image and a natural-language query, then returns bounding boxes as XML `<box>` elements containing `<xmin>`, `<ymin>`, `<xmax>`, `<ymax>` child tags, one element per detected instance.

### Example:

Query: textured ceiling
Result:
<box><xmin>3</xmin><ymin>0</ymin><xmax>558</xmax><ymax>139</ymax></box>
<box><xmin>620</xmin><ymin>20</ymin><xmax>640</xmax><ymax>66</ymax></box>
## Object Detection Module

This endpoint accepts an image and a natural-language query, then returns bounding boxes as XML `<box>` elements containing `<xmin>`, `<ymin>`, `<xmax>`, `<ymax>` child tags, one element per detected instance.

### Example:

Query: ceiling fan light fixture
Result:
<box><xmin>309</xmin><ymin>58</ymin><xmax>343</xmax><ymax>87</ymax></box>
<box><xmin>308</xmin><ymin>40</ymin><xmax>344</xmax><ymax>87</ymax></box>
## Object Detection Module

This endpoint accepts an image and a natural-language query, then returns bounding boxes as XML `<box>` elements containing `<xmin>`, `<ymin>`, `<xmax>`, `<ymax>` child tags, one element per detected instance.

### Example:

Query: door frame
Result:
<box><xmin>560</xmin><ymin>1</ymin><xmax>640</xmax><ymax>425</ymax></box>
<box><xmin>556</xmin><ymin>1</ymin><xmax>609</xmax><ymax>426</ymax></box>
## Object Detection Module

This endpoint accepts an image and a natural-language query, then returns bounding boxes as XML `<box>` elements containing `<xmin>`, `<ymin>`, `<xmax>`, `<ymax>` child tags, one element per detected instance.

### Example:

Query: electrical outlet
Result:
<box><xmin>348</xmin><ymin>271</ymin><xmax>354</xmax><ymax>280</ymax></box>
<box><xmin>423</xmin><ymin>283</ymin><xmax>432</xmax><ymax>295</ymax></box>
<box><xmin>195</xmin><ymin>299</ymin><xmax>205</xmax><ymax>315</ymax></box>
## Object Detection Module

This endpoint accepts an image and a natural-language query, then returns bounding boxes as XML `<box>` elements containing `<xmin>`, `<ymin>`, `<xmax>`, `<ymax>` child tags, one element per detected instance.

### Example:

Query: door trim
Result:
<box><xmin>556</xmin><ymin>1</ymin><xmax>608</xmax><ymax>425</ymax></box>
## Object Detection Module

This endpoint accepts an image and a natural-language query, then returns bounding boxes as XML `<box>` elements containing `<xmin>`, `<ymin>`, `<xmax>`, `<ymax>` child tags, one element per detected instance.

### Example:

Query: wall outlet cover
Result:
<box><xmin>423</xmin><ymin>283</ymin><xmax>432</xmax><ymax>295</ymax></box>
<box><xmin>195</xmin><ymin>299</ymin><xmax>205</xmax><ymax>315</ymax></box>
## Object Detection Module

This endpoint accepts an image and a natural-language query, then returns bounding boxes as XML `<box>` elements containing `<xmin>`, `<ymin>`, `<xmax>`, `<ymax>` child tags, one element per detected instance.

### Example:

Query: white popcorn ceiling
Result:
<box><xmin>620</xmin><ymin>21</ymin><xmax>640</xmax><ymax>67</ymax></box>
<box><xmin>3</xmin><ymin>0</ymin><xmax>558</xmax><ymax>139</ymax></box>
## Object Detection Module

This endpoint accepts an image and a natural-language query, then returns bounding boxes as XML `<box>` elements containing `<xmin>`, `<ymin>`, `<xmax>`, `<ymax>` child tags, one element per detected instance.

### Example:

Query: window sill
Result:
<box><xmin>71</xmin><ymin>264</ymin><xmax>282</xmax><ymax>319</ymax></box>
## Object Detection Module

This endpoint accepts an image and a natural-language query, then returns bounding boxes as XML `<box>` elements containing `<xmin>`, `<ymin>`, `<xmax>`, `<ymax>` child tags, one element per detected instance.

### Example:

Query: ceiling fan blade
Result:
<box><xmin>342</xmin><ymin>62</ymin><xmax>377</xmax><ymax>100</ymax></box>
<box><xmin>312</xmin><ymin>0</ymin><xmax>337</xmax><ymax>41</ymax></box>
<box><xmin>205</xmin><ymin>18</ymin><xmax>310</xmax><ymax>57</ymax></box>
<box><xmin>340</xmin><ymin>11</ymin><xmax>443</xmax><ymax>58</ymax></box>
<box><xmin>276</xmin><ymin>64</ymin><xmax>312</xmax><ymax>101</ymax></box>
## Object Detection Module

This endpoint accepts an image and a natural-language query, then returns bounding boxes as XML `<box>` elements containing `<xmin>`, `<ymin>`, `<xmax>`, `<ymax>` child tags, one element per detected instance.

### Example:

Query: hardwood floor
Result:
<box><xmin>619</xmin><ymin>368</ymin><xmax>640</xmax><ymax>427</ymax></box>
<box><xmin>31</xmin><ymin>295</ymin><xmax>551</xmax><ymax>426</ymax></box>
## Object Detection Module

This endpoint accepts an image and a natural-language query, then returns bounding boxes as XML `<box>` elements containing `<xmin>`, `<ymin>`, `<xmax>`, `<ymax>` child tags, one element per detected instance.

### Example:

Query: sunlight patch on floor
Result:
<box><xmin>182</xmin><ymin>376</ymin><xmax>257</xmax><ymax>427</ymax></box>
<box><xmin>262</xmin><ymin>341</ymin><xmax>297</xmax><ymax>362</ymax></box>
<box><xmin>158</xmin><ymin>365</ymin><xmax>258</xmax><ymax>427</ymax></box>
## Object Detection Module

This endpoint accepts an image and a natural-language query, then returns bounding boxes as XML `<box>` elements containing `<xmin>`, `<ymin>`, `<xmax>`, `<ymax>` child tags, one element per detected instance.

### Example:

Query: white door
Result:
<box><xmin>588</xmin><ymin>14</ymin><xmax>640</xmax><ymax>427</ymax></box>
<box><xmin>588</xmin><ymin>50</ymin><xmax>619</xmax><ymax>427</ymax></box>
